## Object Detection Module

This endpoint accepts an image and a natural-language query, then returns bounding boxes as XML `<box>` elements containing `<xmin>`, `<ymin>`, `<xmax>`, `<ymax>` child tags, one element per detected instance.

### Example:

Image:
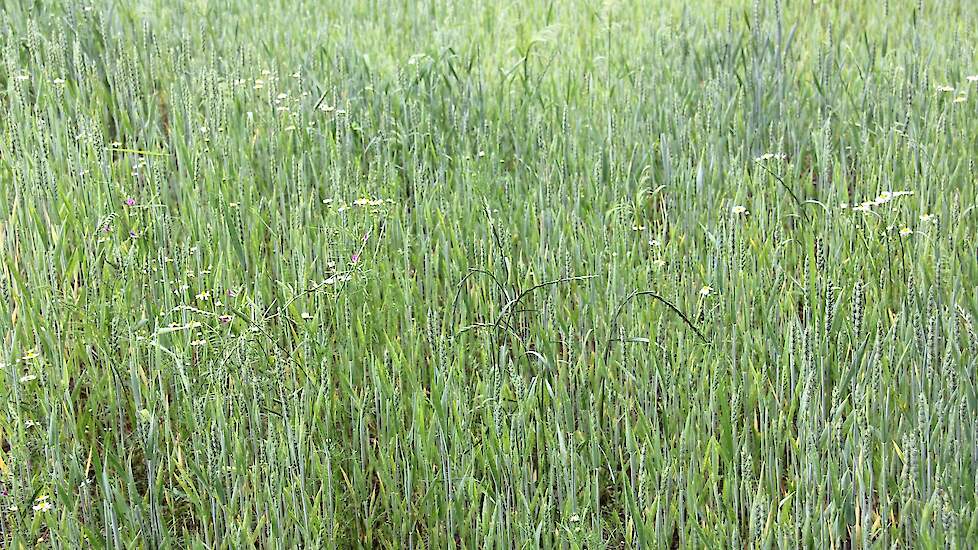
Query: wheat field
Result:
<box><xmin>1</xmin><ymin>0</ymin><xmax>977</xmax><ymax>547</ymax></box>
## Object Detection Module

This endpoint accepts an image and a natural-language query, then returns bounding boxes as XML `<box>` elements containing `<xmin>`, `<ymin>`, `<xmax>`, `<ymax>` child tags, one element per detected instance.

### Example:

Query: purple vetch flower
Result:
<box><xmin>218</xmin><ymin>315</ymin><xmax>232</xmax><ymax>324</ymax></box>
<box><xmin>350</xmin><ymin>253</ymin><xmax>360</xmax><ymax>265</ymax></box>
<box><xmin>102</xmin><ymin>224</ymin><xmax>112</xmax><ymax>233</ymax></box>
<box><xmin>129</xmin><ymin>230</ymin><xmax>138</xmax><ymax>238</ymax></box>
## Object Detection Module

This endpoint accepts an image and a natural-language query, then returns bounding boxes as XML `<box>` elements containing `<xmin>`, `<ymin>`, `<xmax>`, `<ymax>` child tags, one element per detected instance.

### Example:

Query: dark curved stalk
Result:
<box><xmin>603</xmin><ymin>290</ymin><xmax>708</xmax><ymax>362</ymax></box>
<box><xmin>491</xmin><ymin>275</ymin><xmax>596</xmax><ymax>336</ymax></box>
<box><xmin>448</xmin><ymin>268</ymin><xmax>511</xmax><ymax>337</ymax></box>
<box><xmin>753</xmin><ymin>159</ymin><xmax>810</xmax><ymax>223</ymax></box>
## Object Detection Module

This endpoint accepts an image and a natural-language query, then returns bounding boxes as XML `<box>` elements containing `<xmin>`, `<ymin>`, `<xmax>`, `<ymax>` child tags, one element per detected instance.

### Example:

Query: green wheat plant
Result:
<box><xmin>1</xmin><ymin>0</ymin><xmax>977</xmax><ymax>547</ymax></box>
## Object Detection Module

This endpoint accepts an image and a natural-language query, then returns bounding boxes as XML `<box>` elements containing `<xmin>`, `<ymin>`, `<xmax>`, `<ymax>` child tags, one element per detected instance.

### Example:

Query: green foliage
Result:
<box><xmin>1</xmin><ymin>0</ymin><xmax>977</xmax><ymax>547</ymax></box>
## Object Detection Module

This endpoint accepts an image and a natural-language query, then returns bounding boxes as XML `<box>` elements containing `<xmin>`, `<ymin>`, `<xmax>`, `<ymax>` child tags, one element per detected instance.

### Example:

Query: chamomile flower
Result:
<box><xmin>936</xmin><ymin>85</ymin><xmax>955</xmax><ymax>93</ymax></box>
<box><xmin>32</xmin><ymin>495</ymin><xmax>52</xmax><ymax>512</ymax></box>
<box><xmin>22</xmin><ymin>348</ymin><xmax>39</xmax><ymax>362</ymax></box>
<box><xmin>919</xmin><ymin>213</ymin><xmax>935</xmax><ymax>222</ymax></box>
<box><xmin>731</xmin><ymin>205</ymin><xmax>748</xmax><ymax>216</ymax></box>
<box><xmin>699</xmin><ymin>285</ymin><xmax>713</xmax><ymax>297</ymax></box>
<box><xmin>899</xmin><ymin>227</ymin><xmax>913</xmax><ymax>237</ymax></box>
<box><xmin>872</xmin><ymin>190</ymin><xmax>912</xmax><ymax>207</ymax></box>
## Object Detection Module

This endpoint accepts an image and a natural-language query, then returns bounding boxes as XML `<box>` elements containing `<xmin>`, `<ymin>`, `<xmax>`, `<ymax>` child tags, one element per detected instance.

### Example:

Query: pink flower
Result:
<box><xmin>350</xmin><ymin>253</ymin><xmax>360</xmax><ymax>265</ymax></box>
<box><xmin>218</xmin><ymin>315</ymin><xmax>232</xmax><ymax>324</ymax></box>
<box><xmin>124</xmin><ymin>197</ymin><xmax>136</xmax><ymax>206</ymax></box>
